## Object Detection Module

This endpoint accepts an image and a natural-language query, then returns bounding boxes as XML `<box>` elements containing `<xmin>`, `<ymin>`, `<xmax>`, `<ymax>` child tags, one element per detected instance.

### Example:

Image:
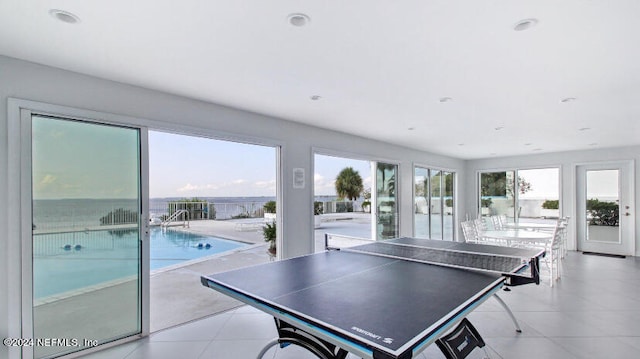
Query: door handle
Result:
<box><xmin>625</xmin><ymin>212</ymin><xmax>631</xmax><ymax>216</ymax></box>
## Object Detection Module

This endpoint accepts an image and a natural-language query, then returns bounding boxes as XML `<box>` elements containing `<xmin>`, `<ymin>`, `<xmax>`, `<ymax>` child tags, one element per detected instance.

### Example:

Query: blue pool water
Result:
<box><xmin>33</xmin><ymin>228</ymin><xmax>247</xmax><ymax>299</ymax></box>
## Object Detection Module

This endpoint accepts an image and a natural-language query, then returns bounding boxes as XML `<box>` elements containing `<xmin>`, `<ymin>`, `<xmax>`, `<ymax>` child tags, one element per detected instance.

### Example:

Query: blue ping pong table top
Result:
<box><xmin>200</xmin><ymin>238</ymin><xmax>541</xmax><ymax>358</ymax></box>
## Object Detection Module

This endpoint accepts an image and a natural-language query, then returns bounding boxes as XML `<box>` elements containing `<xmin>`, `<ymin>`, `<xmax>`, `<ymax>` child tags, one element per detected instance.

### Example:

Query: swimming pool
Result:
<box><xmin>33</xmin><ymin>227</ymin><xmax>248</xmax><ymax>299</ymax></box>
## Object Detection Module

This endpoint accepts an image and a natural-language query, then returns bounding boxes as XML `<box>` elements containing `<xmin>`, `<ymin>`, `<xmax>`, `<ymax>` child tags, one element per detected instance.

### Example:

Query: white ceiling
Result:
<box><xmin>1</xmin><ymin>1</ymin><xmax>639</xmax><ymax>159</ymax></box>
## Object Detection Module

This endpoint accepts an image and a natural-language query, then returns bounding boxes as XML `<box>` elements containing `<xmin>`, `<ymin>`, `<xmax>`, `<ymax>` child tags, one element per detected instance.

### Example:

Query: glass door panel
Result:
<box><xmin>516</xmin><ymin>168</ymin><xmax>560</xmax><ymax>223</ymax></box>
<box><xmin>442</xmin><ymin>171</ymin><xmax>455</xmax><ymax>240</ymax></box>
<box><xmin>576</xmin><ymin>162</ymin><xmax>633</xmax><ymax>256</ymax></box>
<box><xmin>31</xmin><ymin>115</ymin><xmax>142</xmax><ymax>358</ymax></box>
<box><xmin>430</xmin><ymin>170</ymin><xmax>443</xmax><ymax>239</ymax></box>
<box><xmin>414</xmin><ymin>167</ymin><xmax>456</xmax><ymax>241</ymax></box>
<box><xmin>413</xmin><ymin>167</ymin><xmax>429</xmax><ymax>239</ymax></box>
<box><xmin>586</xmin><ymin>170</ymin><xmax>620</xmax><ymax>243</ymax></box>
<box><xmin>375</xmin><ymin>162</ymin><xmax>398</xmax><ymax>239</ymax></box>
<box><xmin>479</xmin><ymin>171</ymin><xmax>516</xmax><ymax>221</ymax></box>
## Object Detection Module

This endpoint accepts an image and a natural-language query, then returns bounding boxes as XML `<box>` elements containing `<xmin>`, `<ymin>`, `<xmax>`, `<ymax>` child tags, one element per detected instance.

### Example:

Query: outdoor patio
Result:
<box><xmin>151</xmin><ymin>213</ymin><xmax>372</xmax><ymax>331</ymax></box>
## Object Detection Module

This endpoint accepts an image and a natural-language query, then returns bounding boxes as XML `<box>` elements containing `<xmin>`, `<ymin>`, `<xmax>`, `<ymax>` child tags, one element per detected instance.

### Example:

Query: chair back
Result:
<box><xmin>474</xmin><ymin>218</ymin><xmax>487</xmax><ymax>231</ymax></box>
<box><xmin>460</xmin><ymin>220</ymin><xmax>480</xmax><ymax>243</ymax></box>
<box><xmin>490</xmin><ymin>215</ymin><xmax>501</xmax><ymax>230</ymax></box>
<box><xmin>551</xmin><ymin>219</ymin><xmax>565</xmax><ymax>249</ymax></box>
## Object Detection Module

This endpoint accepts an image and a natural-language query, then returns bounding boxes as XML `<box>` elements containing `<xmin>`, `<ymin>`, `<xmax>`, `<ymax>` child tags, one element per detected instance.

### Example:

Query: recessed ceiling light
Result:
<box><xmin>532</xmin><ymin>148</ymin><xmax>543</xmax><ymax>151</ymax></box>
<box><xmin>439</xmin><ymin>97</ymin><xmax>453</xmax><ymax>103</ymax></box>
<box><xmin>579</xmin><ymin>127</ymin><xmax>591</xmax><ymax>131</ymax></box>
<box><xmin>49</xmin><ymin>9</ymin><xmax>80</xmax><ymax>24</ymax></box>
<box><xmin>457</xmin><ymin>143</ymin><xmax>464</xmax><ymax>146</ymax></box>
<box><xmin>490</xmin><ymin>153</ymin><xmax>497</xmax><ymax>156</ymax></box>
<box><xmin>561</xmin><ymin>97</ymin><xmax>577</xmax><ymax>103</ymax></box>
<box><xmin>287</xmin><ymin>13</ymin><xmax>310</xmax><ymax>27</ymax></box>
<box><xmin>494</xmin><ymin>126</ymin><xmax>504</xmax><ymax>131</ymax></box>
<box><xmin>310</xmin><ymin>95</ymin><xmax>322</xmax><ymax>101</ymax></box>
<box><xmin>407</xmin><ymin>127</ymin><xmax>415</xmax><ymax>131</ymax></box>
<box><xmin>513</xmin><ymin>18</ymin><xmax>538</xmax><ymax>31</ymax></box>
<box><xmin>589</xmin><ymin>142</ymin><xmax>598</xmax><ymax>146</ymax></box>
<box><xmin>524</xmin><ymin>143</ymin><xmax>533</xmax><ymax>146</ymax></box>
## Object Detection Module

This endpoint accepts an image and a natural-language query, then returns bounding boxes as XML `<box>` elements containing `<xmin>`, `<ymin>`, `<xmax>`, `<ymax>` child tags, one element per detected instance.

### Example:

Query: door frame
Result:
<box><xmin>575</xmin><ymin>160</ymin><xmax>635</xmax><ymax>256</ymax></box>
<box><xmin>311</xmin><ymin>148</ymin><xmax>401</xmax><ymax>242</ymax></box>
<box><xmin>8</xmin><ymin>99</ymin><xmax>150</xmax><ymax>359</ymax></box>
<box><xmin>412</xmin><ymin>164</ymin><xmax>457</xmax><ymax>241</ymax></box>
<box><xmin>372</xmin><ymin>161</ymin><xmax>400</xmax><ymax>240</ymax></box>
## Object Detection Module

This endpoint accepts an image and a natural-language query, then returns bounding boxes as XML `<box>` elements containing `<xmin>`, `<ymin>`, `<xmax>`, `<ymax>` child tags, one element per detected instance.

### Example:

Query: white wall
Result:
<box><xmin>0</xmin><ymin>55</ymin><xmax>465</xmax><ymax>353</ymax></box>
<box><xmin>2</xmin><ymin>54</ymin><xmax>639</xmax><ymax>359</ymax></box>
<box><xmin>465</xmin><ymin>148</ymin><xmax>640</xmax><ymax>256</ymax></box>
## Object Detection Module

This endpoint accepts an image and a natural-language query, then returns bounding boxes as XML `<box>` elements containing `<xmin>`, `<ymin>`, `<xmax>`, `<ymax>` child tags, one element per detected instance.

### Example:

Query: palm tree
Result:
<box><xmin>335</xmin><ymin>167</ymin><xmax>364</xmax><ymax>200</ymax></box>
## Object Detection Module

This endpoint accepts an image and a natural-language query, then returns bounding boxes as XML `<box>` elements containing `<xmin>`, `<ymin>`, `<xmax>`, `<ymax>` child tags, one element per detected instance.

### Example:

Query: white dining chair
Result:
<box><xmin>461</xmin><ymin>220</ymin><xmax>483</xmax><ymax>244</ymax></box>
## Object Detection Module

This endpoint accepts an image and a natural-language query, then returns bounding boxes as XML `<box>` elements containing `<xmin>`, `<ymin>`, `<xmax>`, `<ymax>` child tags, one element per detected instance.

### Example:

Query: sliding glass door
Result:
<box><xmin>479</xmin><ymin>168</ymin><xmax>560</xmax><ymax>224</ymax></box>
<box><xmin>28</xmin><ymin>114</ymin><xmax>145</xmax><ymax>358</ymax></box>
<box><xmin>374</xmin><ymin>162</ymin><xmax>398</xmax><ymax>240</ymax></box>
<box><xmin>479</xmin><ymin>171</ymin><xmax>516</xmax><ymax>220</ymax></box>
<box><xmin>414</xmin><ymin>167</ymin><xmax>455</xmax><ymax>240</ymax></box>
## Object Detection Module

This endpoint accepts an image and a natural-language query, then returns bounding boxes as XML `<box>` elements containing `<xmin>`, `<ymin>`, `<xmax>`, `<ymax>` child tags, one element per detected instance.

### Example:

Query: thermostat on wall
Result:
<box><xmin>293</xmin><ymin>168</ymin><xmax>305</xmax><ymax>189</ymax></box>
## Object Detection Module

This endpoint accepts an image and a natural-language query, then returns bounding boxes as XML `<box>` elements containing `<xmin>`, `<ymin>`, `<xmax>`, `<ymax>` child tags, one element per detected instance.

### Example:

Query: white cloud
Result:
<box><xmin>314</xmin><ymin>173</ymin><xmax>336</xmax><ymax>195</ymax></box>
<box><xmin>40</xmin><ymin>174</ymin><xmax>57</xmax><ymax>185</ymax></box>
<box><xmin>255</xmin><ymin>180</ymin><xmax>276</xmax><ymax>188</ymax></box>
<box><xmin>174</xmin><ymin>178</ymin><xmax>276</xmax><ymax>197</ymax></box>
<box><xmin>177</xmin><ymin>183</ymin><xmax>199</xmax><ymax>192</ymax></box>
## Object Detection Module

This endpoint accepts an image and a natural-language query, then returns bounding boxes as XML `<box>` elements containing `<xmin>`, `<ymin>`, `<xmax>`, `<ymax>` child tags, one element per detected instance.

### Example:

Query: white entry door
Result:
<box><xmin>576</xmin><ymin>161</ymin><xmax>635</xmax><ymax>256</ymax></box>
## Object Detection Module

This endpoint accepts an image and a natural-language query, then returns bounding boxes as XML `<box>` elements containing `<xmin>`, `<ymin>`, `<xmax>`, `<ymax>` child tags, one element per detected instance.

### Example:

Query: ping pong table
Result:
<box><xmin>200</xmin><ymin>237</ymin><xmax>544</xmax><ymax>359</ymax></box>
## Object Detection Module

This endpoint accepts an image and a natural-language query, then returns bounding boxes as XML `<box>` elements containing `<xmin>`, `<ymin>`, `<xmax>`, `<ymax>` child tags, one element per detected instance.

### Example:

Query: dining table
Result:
<box><xmin>503</xmin><ymin>222</ymin><xmax>557</xmax><ymax>231</ymax></box>
<box><xmin>481</xmin><ymin>229</ymin><xmax>553</xmax><ymax>247</ymax></box>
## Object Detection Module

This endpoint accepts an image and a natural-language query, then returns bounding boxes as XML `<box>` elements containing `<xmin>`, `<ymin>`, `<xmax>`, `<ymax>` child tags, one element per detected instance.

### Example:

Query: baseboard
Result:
<box><xmin>582</xmin><ymin>251</ymin><xmax>626</xmax><ymax>259</ymax></box>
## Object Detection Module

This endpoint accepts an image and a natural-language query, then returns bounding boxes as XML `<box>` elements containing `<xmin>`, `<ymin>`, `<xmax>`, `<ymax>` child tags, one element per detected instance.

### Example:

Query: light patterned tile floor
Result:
<box><xmin>81</xmin><ymin>252</ymin><xmax>640</xmax><ymax>359</ymax></box>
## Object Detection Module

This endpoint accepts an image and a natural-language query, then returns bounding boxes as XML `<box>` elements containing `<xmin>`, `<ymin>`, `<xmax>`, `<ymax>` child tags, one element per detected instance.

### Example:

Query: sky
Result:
<box><xmin>32</xmin><ymin>122</ymin><xmax>616</xmax><ymax>200</ymax></box>
<box><xmin>149</xmin><ymin>132</ymin><xmax>372</xmax><ymax>198</ymax></box>
<box><xmin>518</xmin><ymin>168</ymin><xmax>560</xmax><ymax>199</ymax></box>
<box><xmin>314</xmin><ymin>154</ymin><xmax>372</xmax><ymax>196</ymax></box>
<box><xmin>32</xmin><ymin>123</ymin><xmax>372</xmax><ymax>200</ymax></box>
<box><xmin>149</xmin><ymin>131</ymin><xmax>277</xmax><ymax>198</ymax></box>
<box><xmin>32</xmin><ymin>116</ymin><xmax>140</xmax><ymax>200</ymax></box>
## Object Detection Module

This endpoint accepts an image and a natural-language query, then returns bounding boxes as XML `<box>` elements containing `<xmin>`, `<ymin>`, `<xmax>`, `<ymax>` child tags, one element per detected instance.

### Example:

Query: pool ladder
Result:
<box><xmin>161</xmin><ymin>209</ymin><xmax>190</xmax><ymax>228</ymax></box>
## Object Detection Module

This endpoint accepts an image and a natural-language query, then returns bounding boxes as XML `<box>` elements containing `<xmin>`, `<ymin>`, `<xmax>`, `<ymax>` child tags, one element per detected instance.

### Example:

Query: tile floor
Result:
<box><xmin>79</xmin><ymin>252</ymin><xmax>640</xmax><ymax>359</ymax></box>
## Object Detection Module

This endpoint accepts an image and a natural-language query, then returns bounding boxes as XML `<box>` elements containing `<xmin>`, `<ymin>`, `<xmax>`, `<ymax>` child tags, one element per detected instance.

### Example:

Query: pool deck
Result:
<box><xmin>151</xmin><ymin>213</ymin><xmax>372</xmax><ymax>331</ymax></box>
<box><xmin>151</xmin><ymin>219</ymin><xmax>271</xmax><ymax>331</ymax></box>
<box><xmin>33</xmin><ymin>214</ymin><xmax>373</xmax><ymax>342</ymax></box>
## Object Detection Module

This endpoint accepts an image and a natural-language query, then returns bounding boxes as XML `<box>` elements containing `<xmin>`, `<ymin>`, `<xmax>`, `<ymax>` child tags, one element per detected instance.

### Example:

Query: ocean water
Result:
<box><xmin>33</xmin><ymin>197</ymin><xmax>283</xmax><ymax>229</ymax></box>
<box><xmin>34</xmin><ymin>196</ymin><xmax>342</xmax><ymax>230</ymax></box>
<box><xmin>34</xmin><ymin>198</ymin><xmax>139</xmax><ymax>230</ymax></box>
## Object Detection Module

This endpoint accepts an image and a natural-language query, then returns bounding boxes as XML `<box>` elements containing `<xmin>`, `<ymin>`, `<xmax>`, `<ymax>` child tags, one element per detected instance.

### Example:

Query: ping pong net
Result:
<box><xmin>325</xmin><ymin>234</ymin><xmax>542</xmax><ymax>286</ymax></box>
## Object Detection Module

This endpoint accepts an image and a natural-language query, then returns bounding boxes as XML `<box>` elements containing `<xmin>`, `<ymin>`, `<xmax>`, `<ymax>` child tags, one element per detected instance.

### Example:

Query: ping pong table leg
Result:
<box><xmin>493</xmin><ymin>293</ymin><xmax>522</xmax><ymax>333</ymax></box>
<box><xmin>261</xmin><ymin>318</ymin><xmax>349</xmax><ymax>359</ymax></box>
<box><xmin>256</xmin><ymin>338</ymin><xmax>280</xmax><ymax>359</ymax></box>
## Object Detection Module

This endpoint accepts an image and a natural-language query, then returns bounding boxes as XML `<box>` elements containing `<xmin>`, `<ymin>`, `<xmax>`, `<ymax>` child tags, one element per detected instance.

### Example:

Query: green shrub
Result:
<box><xmin>314</xmin><ymin>201</ymin><xmax>324</xmax><ymax>215</ymax></box>
<box><xmin>263</xmin><ymin>201</ymin><xmax>276</xmax><ymax>214</ymax></box>
<box><xmin>100</xmin><ymin>208</ymin><xmax>138</xmax><ymax>237</ymax></box>
<box><xmin>542</xmin><ymin>200</ymin><xmax>559</xmax><ymax>209</ymax></box>
<box><xmin>336</xmin><ymin>201</ymin><xmax>354</xmax><ymax>213</ymax></box>
<box><xmin>480</xmin><ymin>198</ymin><xmax>493</xmax><ymax>208</ymax></box>
<box><xmin>586</xmin><ymin>199</ymin><xmax>619</xmax><ymax>226</ymax></box>
<box><xmin>263</xmin><ymin>221</ymin><xmax>276</xmax><ymax>252</ymax></box>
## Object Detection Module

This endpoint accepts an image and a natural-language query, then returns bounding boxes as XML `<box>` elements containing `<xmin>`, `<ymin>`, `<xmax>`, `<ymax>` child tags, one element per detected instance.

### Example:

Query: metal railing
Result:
<box><xmin>161</xmin><ymin>209</ymin><xmax>189</xmax><ymax>228</ymax></box>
